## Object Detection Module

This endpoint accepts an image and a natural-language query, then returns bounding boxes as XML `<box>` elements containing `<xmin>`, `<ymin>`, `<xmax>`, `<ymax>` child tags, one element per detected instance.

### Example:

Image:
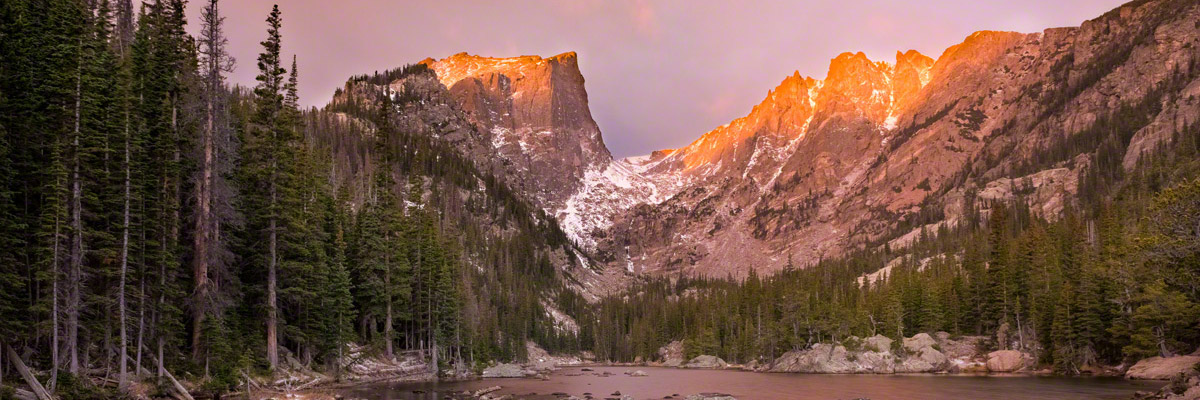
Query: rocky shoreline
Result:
<box><xmin>276</xmin><ymin>338</ymin><xmax>1200</xmax><ymax>400</ymax></box>
<box><xmin>649</xmin><ymin>333</ymin><xmax>1047</xmax><ymax>375</ymax></box>
<box><xmin>766</xmin><ymin>332</ymin><xmax>1034</xmax><ymax>375</ymax></box>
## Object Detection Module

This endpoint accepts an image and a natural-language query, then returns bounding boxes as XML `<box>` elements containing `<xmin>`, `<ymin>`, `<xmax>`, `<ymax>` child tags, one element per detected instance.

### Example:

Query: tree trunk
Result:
<box><xmin>266</xmin><ymin>213</ymin><xmax>278</xmax><ymax>371</ymax></box>
<box><xmin>430</xmin><ymin>336</ymin><xmax>438</xmax><ymax>373</ymax></box>
<box><xmin>157</xmin><ymin>234</ymin><xmax>165</xmax><ymax>379</ymax></box>
<box><xmin>118</xmin><ymin>113</ymin><xmax>131</xmax><ymax>389</ymax></box>
<box><xmin>384</xmin><ymin>250</ymin><xmax>393</xmax><ymax>359</ymax></box>
<box><xmin>51</xmin><ymin>213</ymin><xmax>61</xmax><ymax>391</ymax></box>
<box><xmin>135</xmin><ymin>256</ymin><xmax>145</xmax><ymax>377</ymax></box>
<box><xmin>5</xmin><ymin>343</ymin><xmax>52</xmax><ymax>400</ymax></box>
<box><xmin>166</xmin><ymin>92</ymin><xmax>180</xmax><ymax>380</ymax></box>
<box><xmin>68</xmin><ymin>41</ymin><xmax>84</xmax><ymax>376</ymax></box>
<box><xmin>139</xmin><ymin>348</ymin><xmax>194</xmax><ymax>400</ymax></box>
<box><xmin>192</xmin><ymin>55</ymin><xmax>215</xmax><ymax>363</ymax></box>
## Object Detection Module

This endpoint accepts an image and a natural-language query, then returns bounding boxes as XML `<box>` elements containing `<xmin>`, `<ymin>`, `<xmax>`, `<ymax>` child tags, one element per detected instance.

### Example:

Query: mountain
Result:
<box><xmin>420</xmin><ymin>52</ymin><xmax>612</xmax><ymax>210</ymax></box>
<box><xmin>351</xmin><ymin>0</ymin><xmax>1200</xmax><ymax>285</ymax></box>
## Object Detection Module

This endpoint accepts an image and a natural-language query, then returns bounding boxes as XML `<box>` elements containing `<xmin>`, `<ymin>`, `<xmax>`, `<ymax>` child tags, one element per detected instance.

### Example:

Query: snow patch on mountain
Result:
<box><xmin>556</xmin><ymin>157</ymin><xmax>684</xmax><ymax>250</ymax></box>
<box><xmin>884</xmin><ymin>115</ymin><xmax>899</xmax><ymax>130</ymax></box>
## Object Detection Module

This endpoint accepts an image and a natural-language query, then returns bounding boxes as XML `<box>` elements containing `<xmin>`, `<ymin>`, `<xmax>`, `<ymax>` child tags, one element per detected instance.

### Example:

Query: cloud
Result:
<box><xmin>195</xmin><ymin>0</ymin><xmax>1131</xmax><ymax>158</ymax></box>
<box><xmin>701</xmin><ymin>91</ymin><xmax>739</xmax><ymax>118</ymax></box>
<box><xmin>629</xmin><ymin>0</ymin><xmax>660</xmax><ymax>38</ymax></box>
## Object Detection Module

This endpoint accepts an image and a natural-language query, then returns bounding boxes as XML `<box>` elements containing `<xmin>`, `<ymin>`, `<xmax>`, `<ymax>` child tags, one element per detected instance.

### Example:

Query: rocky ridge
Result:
<box><xmin>420</xmin><ymin>52</ymin><xmax>612</xmax><ymax>210</ymax></box>
<box><xmin>585</xmin><ymin>0</ymin><xmax>1198</xmax><ymax>278</ymax></box>
<box><xmin>350</xmin><ymin>0</ymin><xmax>1200</xmax><ymax>289</ymax></box>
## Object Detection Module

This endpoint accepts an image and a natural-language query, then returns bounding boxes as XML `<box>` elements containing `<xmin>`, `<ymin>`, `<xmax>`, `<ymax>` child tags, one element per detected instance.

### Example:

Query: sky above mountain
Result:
<box><xmin>188</xmin><ymin>0</ymin><xmax>1127</xmax><ymax>158</ymax></box>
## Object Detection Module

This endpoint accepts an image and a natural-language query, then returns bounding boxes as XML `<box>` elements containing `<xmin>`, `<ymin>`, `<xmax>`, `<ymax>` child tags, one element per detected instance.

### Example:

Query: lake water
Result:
<box><xmin>337</xmin><ymin>366</ymin><xmax>1163</xmax><ymax>400</ymax></box>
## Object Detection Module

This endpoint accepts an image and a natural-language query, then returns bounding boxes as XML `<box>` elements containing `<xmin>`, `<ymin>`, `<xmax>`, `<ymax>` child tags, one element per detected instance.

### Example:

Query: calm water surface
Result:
<box><xmin>339</xmin><ymin>366</ymin><xmax>1162</xmax><ymax>400</ymax></box>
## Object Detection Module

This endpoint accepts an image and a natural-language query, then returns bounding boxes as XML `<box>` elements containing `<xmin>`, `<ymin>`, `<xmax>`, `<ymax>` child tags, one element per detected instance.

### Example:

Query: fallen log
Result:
<box><xmin>292</xmin><ymin>377</ymin><xmax>325</xmax><ymax>391</ymax></box>
<box><xmin>136</xmin><ymin>364</ymin><xmax>193</xmax><ymax>400</ymax></box>
<box><xmin>13</xmin><ymin>388</ymin><xmax>38</xmax><ymax>400</ymax></box>
<box><xmin>3</xmin><ymin>343</ymin><xmax>53</xmax><ymax>400</ymax></box>
<box><xmin>135</xmin><ymin>347</ymin><xmax>194</xmax><ymax>400</ymax></box>
<box><xmin>473</xmin><ymin>385</ymin><xmax>502</xmax><ymax>397</ymax></box>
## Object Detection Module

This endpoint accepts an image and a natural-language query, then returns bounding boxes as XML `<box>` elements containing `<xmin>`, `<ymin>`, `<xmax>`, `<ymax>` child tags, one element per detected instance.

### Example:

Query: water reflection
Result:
<box><xmin>338</xmin><ymin>366</ymin><xmax>1161</xmax><ymax>400</ymax></box>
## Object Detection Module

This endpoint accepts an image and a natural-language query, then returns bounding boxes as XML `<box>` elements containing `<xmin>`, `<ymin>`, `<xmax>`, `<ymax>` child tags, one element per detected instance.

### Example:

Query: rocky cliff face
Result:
<box><xmin>420</xmin><ymin>52</ymin><xmax>611</xmax><ymax>209</ymax></box>
<box><xmin>592</xmin><ymin>0</ymin><xmax>1200</xmax><ymax>277</ymax></box>
<box><xmin>355</xmin><ymin>0</ymin><xmax>1200</xmax><ymax>285</ymax></box>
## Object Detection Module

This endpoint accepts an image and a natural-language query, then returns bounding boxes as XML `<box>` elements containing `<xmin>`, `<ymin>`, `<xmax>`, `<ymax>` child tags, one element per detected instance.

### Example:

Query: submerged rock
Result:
<box><xmin>684</xmin><ymin>393</ymin><xmax>737</xmax><ymax>400</ymax></box>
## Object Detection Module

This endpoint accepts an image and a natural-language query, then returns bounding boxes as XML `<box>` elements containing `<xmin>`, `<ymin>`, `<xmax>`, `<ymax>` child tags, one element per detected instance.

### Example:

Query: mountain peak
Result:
<box><xmin>895</xmin><ymin>49</ymin><xmax>932</xmax><ymax>65</ymax></box>
<box><xmin>892</xmin><ymin>50</ymin><xmax>934</xmax><ymax>116</ymax></box>
<box><xmin>421</xmin><ymin>51</ymin><xmax>610</xmax><ymax>209</ymax></box>
<box><xmin>422</xmin><ymin>51</ymin><xmax>583</xmax><ymax>89</ymax></box>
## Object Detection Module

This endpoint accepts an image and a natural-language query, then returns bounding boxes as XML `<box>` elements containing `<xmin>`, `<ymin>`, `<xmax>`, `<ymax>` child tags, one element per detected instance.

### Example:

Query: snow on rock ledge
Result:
<box><xmin>556</xmin><ymin>157</ymin><xmax>683</xmax><ymax>250</ymax></box>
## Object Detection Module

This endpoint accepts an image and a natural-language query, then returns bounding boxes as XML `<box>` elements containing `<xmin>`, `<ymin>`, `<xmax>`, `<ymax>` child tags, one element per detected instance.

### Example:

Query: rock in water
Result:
<box><xmin>684</xmin><ymin>393</ymin><xmax>737</xmax><ymax>400</ymax></box>
<box><xmin>685</xmin><ymin>355</ymin><xmax>728</xmax><ymax>369</ymax></box>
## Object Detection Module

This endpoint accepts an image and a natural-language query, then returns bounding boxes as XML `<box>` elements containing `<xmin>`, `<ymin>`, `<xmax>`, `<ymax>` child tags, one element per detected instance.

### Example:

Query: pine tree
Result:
<box><xmin>111</xmin><ymin>0</ymin><xmax>138</xmax><ymax>388</ymax></box>
<box><xmin>320</xmin><ymin>188</ymin><xmax>356</xmax><ymax>376</ymax></box>
<box><xmin>240</xmin><ymin>4</ymin><xmax>291</xmax><ymax>371</ymax></box>
<box><xmin>192</xmin><ymin>0</ymin><xmax>237</xmax><ymax>365</ymax></box>
<box><xmin>355</xmin><ymin>165</ymin><xmax>409</xmax><ymax>358</ymax></box>
<box><xmin>1125</xmin><ymin>280</ymin><xmax>1200</xmax><ymax>359</ymax></box>
<box><xmin>0</xmin><ymin>0</ymin><xmax>25</xmax><ymax>354</ymax></box>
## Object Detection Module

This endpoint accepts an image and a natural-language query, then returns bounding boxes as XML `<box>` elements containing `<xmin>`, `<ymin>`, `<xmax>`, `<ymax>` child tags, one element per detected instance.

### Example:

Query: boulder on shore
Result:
<box><xmin>863</xmin><ymin>335</ymin><xmax>894</xmax><ymax>353</ymax></box>
<box><xmin>481</xmin><ymin>363</ymin><xmax>525</xmax><ymax>378</ymax></box>
<box><xmin>658</xmin><ymin>340</ymin><xmax>686</xmax><ymax>367</ymax></box>
<box><xmin>771</xmin><ymin>333</ymin><xmax>989</xmax><ymax>374</ymax></box>
<box><xmin>903</xmin><ymin>333</ymin><xmax>937</xmax><ymax>353</ymax></box>
<box><xmin>524</xmin><ymin>340</ymin><xmax>581</xmax><ymax>371</ymax></box>
<box><xmin>685</xmin><ymin>355</ymin><xmax>728</xmax><ymax>369</ymax></box>
<box><xmin>1125</xmin><ymin>355</ymin><xmax>1200</xmax><ymax>380</ymax></box>
<box><xmin>770</xmin><ymin>343</ymin><xmax>894</xmax><ymax>374</ymax></box>
<box><xmin>986</xmin><ymin>350</ymin><xmax>1026</xmax><ymax>372</ymax></box>
<box><xmin>897</xmin><ymin>346</ymin><xmax>949</xmax><ymax>373</ymax></box>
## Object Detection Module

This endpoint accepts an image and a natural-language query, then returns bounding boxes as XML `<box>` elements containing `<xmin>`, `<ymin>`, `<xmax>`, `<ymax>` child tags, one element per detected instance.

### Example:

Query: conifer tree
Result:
<box><xmin>240</xmin><ymin>4</ymin><xmax>294</xmax><ymax>370</ymax></box>
<box><xmin>192</xmin><ymin>0</ymin><xmax>237</xmax><ymax>365</ymax></box>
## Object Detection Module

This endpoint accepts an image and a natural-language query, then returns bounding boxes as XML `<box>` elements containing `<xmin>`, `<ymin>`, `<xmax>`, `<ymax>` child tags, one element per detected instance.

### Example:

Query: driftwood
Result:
<box><xmin>4</xmin><ymin>343</ymin><xmax>53</xmax><ymax>400</ymax></box>
<box><xmin>136</xmin><ymin>364</ymin><xmax>193</xmax><ymax>400</ymax></box>
<box><xmin>136</xmin><ymin>346</ymin><xmax>194</xmax><ymax>400</ymax></box>
<box><xmin>473</xmin><ymin>386</ymin><xmax>502</xmax><ymax>397</ymax></box>
<box><xmin>240</xmin><ymin>370</ymin><xmax>261</xmax><ymax>391</ymax></box>
<box><xmin>13</xmin><ymin>388</ymin><xmax>38</xmax><ymax>400</ymax></box>
<box><xmin>292</xmin><ymin>377</ymin><xmax>324</xmax><ymax>391</ymax></box>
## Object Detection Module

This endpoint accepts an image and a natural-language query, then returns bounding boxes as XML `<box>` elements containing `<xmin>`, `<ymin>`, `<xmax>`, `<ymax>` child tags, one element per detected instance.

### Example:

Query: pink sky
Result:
<box><xmin>187</xmin><ymin>0</ymin><xmax>1128</xmax><ymax>157</ymax></box>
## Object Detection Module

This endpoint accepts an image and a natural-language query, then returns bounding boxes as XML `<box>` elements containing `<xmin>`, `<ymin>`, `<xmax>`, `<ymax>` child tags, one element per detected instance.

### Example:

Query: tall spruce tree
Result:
<box><xmin>241</xmin><ymin>4</ymin><xmax>292</xmax><ymax>371</ymax></box>
<box><xmin>192</xmin><ymin>0</ymin><xmax>237</xmax><ymax>366</ymax></box>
